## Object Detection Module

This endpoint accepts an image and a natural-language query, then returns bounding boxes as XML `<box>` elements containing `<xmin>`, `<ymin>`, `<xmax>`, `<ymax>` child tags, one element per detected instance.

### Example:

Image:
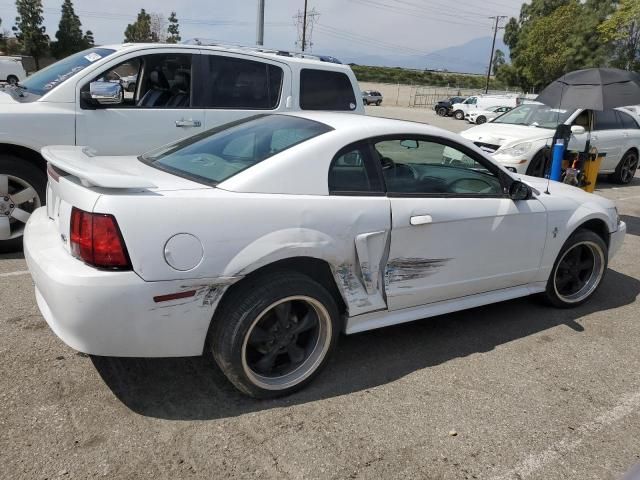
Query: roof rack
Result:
<box><xmin>182</xmin><ymin>38</ymin><xmax>342</xmax><ymax>64</ymax></box>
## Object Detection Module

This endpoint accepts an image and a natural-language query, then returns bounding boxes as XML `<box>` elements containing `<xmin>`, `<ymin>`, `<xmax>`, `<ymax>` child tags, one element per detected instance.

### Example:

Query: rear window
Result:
<box><xmin>141</xmin><ymin>115</ymin><xmax>332</xmax><ymax>185</ymax></box>
<box><xmin>300</xmin><ymin>69</ymin><xmax>357</xmax><ymax>111</ymax></box>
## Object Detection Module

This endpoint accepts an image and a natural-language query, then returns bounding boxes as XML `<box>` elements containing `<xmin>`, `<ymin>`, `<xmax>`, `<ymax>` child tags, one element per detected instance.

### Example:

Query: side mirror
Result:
<box><xmin>88</xmin><ymin>81</ymin><xmax>123</xmax><ymax>106</ymax></box>
<box><xmin>509</xmin><ymin>180</ymin><xmax>531</xmax><ymax>201</ymax></box>
<box><xmin>571</xmin><ymin>125</ymin><xmax>586</xmax><ymax>135</ymax></box>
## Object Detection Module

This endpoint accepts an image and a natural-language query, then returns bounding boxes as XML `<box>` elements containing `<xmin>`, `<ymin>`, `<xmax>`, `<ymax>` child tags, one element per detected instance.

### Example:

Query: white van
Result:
<box><xmin>0</xmin><ymin>56</ymin><xmax>26</xmax><ymax>84</ymax></box>
<box><xmin>451</xmin><ymin>94</ymin><xmax>520</xmax><ymax>120</ymax></box>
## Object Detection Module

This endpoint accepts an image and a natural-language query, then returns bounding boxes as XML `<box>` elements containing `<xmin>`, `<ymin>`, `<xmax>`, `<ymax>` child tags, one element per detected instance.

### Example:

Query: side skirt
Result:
<box><xmin>345</xmin><ymin>283</ymin><xmax>546</xmax><ymax>335</ymax></box>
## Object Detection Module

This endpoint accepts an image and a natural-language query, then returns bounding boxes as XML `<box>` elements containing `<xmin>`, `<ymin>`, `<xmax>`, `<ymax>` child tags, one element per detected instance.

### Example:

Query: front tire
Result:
<box><xmin>526</xmin><ymin>150</ymin><xmax>547</xmax><ymax>178</ymax></box>
<box><xmin>6</xmin><ymin>75</ymin><xmax>18</xmax><ymax>85</ymax></box>
<box><xmin>0</xmin><ymin>155</ymin><xmax>47</xmax><ymax>253</ymax></box>
<box><xmin>610</xmin><ymin>150</ymin><xmax>638</xmax><ymax>185</ymax></box>
<box><xmin>476</xmin><ymin>116</ymin><xmax>487</xmax><ymax>125</ymax></box>
<box><xmin>543</xmin><ymin>229</ymin><xmax>608</xmax><ymax>308</ymax></box>
<box><xmin>376</xmin><ymin>100</ymin><xmax>382</xmax><ymax>106</ymax></box>
<box><xmin>209</xmin><ymin>271</ymin><xmax>340</xmax><ymax>398</ymax></box>
<box><xmin>436</xmin><ymin>107</ymin><xmax>448</xmax><ymax>116</ymax></box>
<box><xmin>363</xmin><ymin>100</ymin><xmax>368</xmax><ymax>106</ymax></box>
<box><xmin>454</xmin><ymin>110</ymin><xmax>465</xmax><ymax>120</ymax></box>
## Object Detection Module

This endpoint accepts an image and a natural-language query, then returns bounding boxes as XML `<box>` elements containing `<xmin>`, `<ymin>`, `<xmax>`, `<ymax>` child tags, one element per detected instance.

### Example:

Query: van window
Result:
<box><xmin>199</xmin><ymin>55</ymin><xmax>283</xmax><ymax>109</ymax></box>
<box><xmin>300</xmin><ymin>69</ymin><xmax>357</xmax><ymax>111</ymax></box>
<box><xmin>594</xmin><ymin>110</ymin><xmax>621</xmax><ymax>131</ymax></box>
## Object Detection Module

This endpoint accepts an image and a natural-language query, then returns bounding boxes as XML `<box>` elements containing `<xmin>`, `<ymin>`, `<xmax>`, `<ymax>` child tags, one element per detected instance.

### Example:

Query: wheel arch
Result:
<box><xmin>0</xmin><ymin>143</ymin><xmax>47</xmax><ymax>173</ymax></box>
<box><xmin>573</xmin><ymin>217</ymin><xmax>610</xmax><ymax>248</ymax></box>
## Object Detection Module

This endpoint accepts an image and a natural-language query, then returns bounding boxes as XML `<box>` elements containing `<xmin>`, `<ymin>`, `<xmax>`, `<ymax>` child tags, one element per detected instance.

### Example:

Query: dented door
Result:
<box><xmin>385</xmin><ymin>196</ymin><xmax>547</xmax><ymax>310</ymax></box>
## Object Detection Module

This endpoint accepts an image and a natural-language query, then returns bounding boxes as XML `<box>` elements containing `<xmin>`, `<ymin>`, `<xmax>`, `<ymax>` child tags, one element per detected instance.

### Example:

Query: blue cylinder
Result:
<box><xmin>550</xmin><ymin>140</ymin><xmax>565</xmax><ymax>181</ymax></box>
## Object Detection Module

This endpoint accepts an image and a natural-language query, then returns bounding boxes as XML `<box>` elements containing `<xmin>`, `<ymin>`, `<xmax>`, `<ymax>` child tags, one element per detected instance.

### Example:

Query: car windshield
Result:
<box><xmin>19</xmin><ymin>48</ymin><xmax>116</xmax><ymax>96</ymax></box>
<box><xmin>141</xmin><ymin>115</ymin><xmax>333</xmax><ymax>185</ymax></box>
<box><xmin>492</xmin><ymin>103</ymin><xmax>573</xmax><ymax>129</ymax></box>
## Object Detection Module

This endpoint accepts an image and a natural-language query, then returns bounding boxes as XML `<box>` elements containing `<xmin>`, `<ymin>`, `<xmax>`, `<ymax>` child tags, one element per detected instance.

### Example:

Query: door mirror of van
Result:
<box><xmin>571</xmin><ymin>125</ymin><xmax>586</xmax><ymax>135</ymax></box>
<box><xmin>88</xmin><ymin>81</ymin><xmax>123</xmax><ymax>106</ymax></box>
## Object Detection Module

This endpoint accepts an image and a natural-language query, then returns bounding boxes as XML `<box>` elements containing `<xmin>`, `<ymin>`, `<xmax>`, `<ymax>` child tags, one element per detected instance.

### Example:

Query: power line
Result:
<box><xmin>485</xmin><ymin>15</ymin><xmax>507</xmax><ymax>93</ymax></box>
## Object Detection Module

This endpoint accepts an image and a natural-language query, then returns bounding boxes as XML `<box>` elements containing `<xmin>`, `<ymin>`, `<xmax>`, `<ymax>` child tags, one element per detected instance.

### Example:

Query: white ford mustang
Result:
<box><xmin>24</xmin><ymin>112</ymin><xmax>626</xmax><ymax>398</ymax></box>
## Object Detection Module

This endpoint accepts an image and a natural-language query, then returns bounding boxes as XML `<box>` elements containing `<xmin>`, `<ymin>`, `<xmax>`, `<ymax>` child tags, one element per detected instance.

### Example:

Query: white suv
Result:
<box><xmin>0</xmin><ymin>43</ymin><xmax>363</xmax><ymax>249</ymax></box>
<box><xmin>461</xmin><ymin>102</ymin><xmax>640</xmax><ymax>182</ymax></box>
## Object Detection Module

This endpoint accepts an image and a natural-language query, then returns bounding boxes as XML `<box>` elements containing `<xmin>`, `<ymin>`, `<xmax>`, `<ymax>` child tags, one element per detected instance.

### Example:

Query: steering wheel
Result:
<box><xmin>448</xmin><ymin>177</ymin><xmax>496</xmax><ymax>194</ymax></box>
<box><xmin>380</xmin><ymin>156</ymin><xmax>395</xmax><ymax>170</ymax></box>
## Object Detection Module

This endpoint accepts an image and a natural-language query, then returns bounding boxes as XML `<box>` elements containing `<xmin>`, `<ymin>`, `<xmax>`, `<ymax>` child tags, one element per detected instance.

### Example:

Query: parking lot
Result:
<box><xmin>1</xmin><ymin>105</ymin><xmax>640</xmax><ymax>480</ymax></box>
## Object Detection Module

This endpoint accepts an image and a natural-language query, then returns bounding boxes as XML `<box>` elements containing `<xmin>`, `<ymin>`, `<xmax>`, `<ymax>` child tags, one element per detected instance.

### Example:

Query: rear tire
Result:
<box><xmin>208</xmin><ymin>271</ymin><xmax>340</xmax><ymax>398</ymax></box>
<box><xmin>543</xmin><ymin>229</ymin><xmax>608</xmax><ymax>308</ymax></box>
<box><xmin>0</xmin><ymin>155</ymin><xmax>46</xmax><ymax>253</ymax></box>
<box><xmin>454</xmin><ymin>110</ymin><xmax>465</xmax><ymax>120</ymax></box>
<box><xmin>610</xmin><ymin>150</ymin><xmax>638</xmax><ymax>185</ymax></box>
<box><xmin>363</xmin><ymin>100</ymin><xmax>368</xmax><ymax>106</ymax></box>
<box><xmin>376</xmin><ymin>100</ymin><xmax>381</xmax><ymax>106</ymax></box>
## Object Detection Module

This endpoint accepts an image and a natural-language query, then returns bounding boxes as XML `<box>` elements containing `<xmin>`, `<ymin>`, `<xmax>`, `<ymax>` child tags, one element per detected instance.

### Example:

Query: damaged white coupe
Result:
<box><xmin>24</xmin><ymin>113</ymin><xmax>626</xmax><ymax>398</ymax></box>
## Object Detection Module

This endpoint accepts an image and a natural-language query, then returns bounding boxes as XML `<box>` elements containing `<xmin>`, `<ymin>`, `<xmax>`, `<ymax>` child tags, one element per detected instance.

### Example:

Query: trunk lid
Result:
<box><xmin>42</xmin><ymin>146</ymin><xmax>210</xmax><ymax>254</ymax></box>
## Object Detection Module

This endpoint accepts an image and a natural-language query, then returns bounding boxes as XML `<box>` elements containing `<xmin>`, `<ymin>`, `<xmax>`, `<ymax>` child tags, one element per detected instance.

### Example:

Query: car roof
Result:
<box><xmin>101</xmin><ymin>43</ymin><xmax>352</xmax><ymax>69</ymax></box>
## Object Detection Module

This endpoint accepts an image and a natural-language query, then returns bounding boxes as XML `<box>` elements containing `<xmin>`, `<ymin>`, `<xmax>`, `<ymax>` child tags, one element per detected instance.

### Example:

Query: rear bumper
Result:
<box><xmin>24</xmin><ymin>208</ymin><xmax>222</xmax><ymax>357</ymax></box>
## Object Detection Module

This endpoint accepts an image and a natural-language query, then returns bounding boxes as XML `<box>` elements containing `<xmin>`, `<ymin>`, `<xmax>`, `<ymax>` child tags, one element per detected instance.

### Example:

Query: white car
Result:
<box><xmin>0</xmin><ymin>43</ymin><xmax>363</xmax><ymax>250</ymax></box>
<box><xmin>462</xmin><ymin>102</ymin><xmax>640</xmax><ymax>183</ymax></box>
<box><xmin>24</xmin><ymin>113</ymin><xmax>626</xmax><ymax>398</ymax></box>
<box><xmin>451</xmin><ymin>94</ymin><xmax>520</xmax><ymax>120</ymax></box>
<box><xmin>0</xmin><ymin>56</ymin><xmax>26</xmax><ymax>85</ymax></box>
<box><xmin>465</xmin><ymin>105</ymin><xmax>512</xmax><ymax>124</ymax></box>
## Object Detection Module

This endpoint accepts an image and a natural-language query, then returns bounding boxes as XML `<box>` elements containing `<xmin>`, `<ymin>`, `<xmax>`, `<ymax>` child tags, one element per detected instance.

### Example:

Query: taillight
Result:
<box><xmin>70</xmin><ymin>207</ymin><xmax>131</xmax><ymax>270</ymax></box>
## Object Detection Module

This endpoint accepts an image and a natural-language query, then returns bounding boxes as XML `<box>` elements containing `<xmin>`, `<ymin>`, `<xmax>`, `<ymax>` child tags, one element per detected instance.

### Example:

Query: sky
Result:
<box><xmin>0</xmin><ymin>0</ymin><xmax>524</xmax><ymax>65</ymax></box>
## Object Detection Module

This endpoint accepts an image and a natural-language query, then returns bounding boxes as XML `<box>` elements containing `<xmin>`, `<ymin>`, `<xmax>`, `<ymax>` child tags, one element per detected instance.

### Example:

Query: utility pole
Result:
<box><xmin>256</xmin><ymin>0</ymin><xmax>265</xmax><ymax>45</ymax></box>
<box><xmin>301</xmin><ymin>0</ymin><xmax>309</xmax><ymax>51</ymax></box>
<box><xmin>485</xmin><ymin>15</ymin><xmax>507</xmax><ymax>94</ymax></box>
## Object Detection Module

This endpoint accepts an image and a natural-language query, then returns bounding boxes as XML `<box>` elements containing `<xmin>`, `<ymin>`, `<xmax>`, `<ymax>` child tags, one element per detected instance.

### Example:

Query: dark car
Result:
<box><xmin>434</xmin><ymin>96</ymin><xmax>467</xmax><ymax>117</ymax></box>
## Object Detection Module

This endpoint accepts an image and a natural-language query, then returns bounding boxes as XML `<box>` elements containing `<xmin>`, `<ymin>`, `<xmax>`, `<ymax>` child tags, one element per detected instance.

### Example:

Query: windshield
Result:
<box><xmin>20</xmin><ymin>48</ymin><xmax>115</xmax><ymax>96</ymax></box>
<box><xmin>142</xmin><ymin>115</ymin><xmax>333</xmax><ymax>185</ymax></box>
<box><xmin>493</xmin><ymin>103</ymin><xmax>573</xmax><ymax>129</ymax></box>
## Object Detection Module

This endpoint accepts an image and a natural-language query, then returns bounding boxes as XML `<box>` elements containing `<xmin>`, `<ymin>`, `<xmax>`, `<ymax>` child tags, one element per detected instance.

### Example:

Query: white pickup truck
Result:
<box><xmin>0</xmin><ymin>43</ymin><xmax>364</xmax><ymax>250</ymax></box>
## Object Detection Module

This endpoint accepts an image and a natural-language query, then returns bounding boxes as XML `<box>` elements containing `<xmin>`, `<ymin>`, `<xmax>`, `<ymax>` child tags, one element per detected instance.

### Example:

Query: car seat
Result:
<box><xmin>138</xmin><ymin>70</ymin><xmax>171</xmax><ymax>107</ymax></box>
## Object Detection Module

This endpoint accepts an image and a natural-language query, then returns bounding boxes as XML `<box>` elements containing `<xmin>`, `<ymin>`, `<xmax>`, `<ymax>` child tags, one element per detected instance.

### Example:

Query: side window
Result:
<box><xmin>594</xmin><ymin>109</ymin><xmax>621</xmax><ymax>130</ymax></box>
<box><xmin>618</xmin><ymin>110</ymin><xmax>640</xmax><ymax>129</ymax></box>
<box><xmin>328</xmin><ymin>143</ymin><xmax>381</xmax><ymax>194</ymax></box>
<box><xmin>300</xmin><ymin>69</ymin><xmax>357</xmax><ymax>111</ymax></box>
<box><xmin>85</xmin><ymin>58</ymin><xmax>142</xmax><ymax>107</ymax></box>
<box><xmin>200</xmin><ymin>55</ymin><xmax>283</xmax><ymax>109</ymax></box>
<box><xmin>374</xmin><ymin>138</ymin><xmax>503</xmax><ymax>196</ymax></box>
<box><xmin>572</xmin><ymin>110</ymin><xmax>590</xmax><ymax>129</ymax></box>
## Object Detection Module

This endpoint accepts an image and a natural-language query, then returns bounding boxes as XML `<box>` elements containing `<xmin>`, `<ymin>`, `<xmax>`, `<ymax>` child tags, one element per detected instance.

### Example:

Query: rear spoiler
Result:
<box><xmin>41</xmin><ymin>146</ymin><xmax>157</xmax><ymax>189</ymax></box>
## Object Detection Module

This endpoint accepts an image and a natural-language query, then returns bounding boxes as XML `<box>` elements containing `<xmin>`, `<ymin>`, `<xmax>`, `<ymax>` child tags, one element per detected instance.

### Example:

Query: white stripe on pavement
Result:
<box><xmin>0</xmin><ymin>270</ymin><xmax>30</xmax><ymax>278</ymax></box>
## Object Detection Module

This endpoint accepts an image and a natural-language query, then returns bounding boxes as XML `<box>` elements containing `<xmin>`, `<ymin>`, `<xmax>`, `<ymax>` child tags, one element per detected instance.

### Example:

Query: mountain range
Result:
<box><xmin>334</xmin><ymin>36</ymin><xmax>510</xmax><ymax>74</ymax></box>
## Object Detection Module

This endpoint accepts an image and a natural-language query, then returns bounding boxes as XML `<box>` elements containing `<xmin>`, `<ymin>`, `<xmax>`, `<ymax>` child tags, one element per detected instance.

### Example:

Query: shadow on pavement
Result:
<box><xmin>92</xmin><ymin>269</ymin><xmax>640</xmax><ymax>421</ymax></box>
<box><xmin>0</xmin><ymin>251</ymin><xmax>25</xmax><ymax>260</ymax></box>
<box><xmin>621</xmin><ymin>215</ymin><xmax>640</xmax><ymax>237</ymax></box>
<box><xmin>595</xmin><ymin>175</ymin><xmax>640</xmax><ymax>190</ymax></box>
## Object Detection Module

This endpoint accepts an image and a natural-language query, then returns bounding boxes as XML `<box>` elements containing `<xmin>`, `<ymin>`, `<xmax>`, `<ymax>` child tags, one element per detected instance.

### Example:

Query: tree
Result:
<box><xmin>497</xmin><ymin>0</ymin><xmax>615</xmax><ymax>90</ymax></box>
<box><xmin>50</xmin><ymin>0</ymin><xmax>84</xmax><ymax>59</ymax></box>
<box><xmin>167</xmin><ymin>11</ymin><xmax>180</xmax><ymax>43</ymax></box>
<box><xmin>83</xmin><ymin>30</ymin><xmax>94</xmax><ymax>47</ymax></box>
<box><xmin>599</xmin><ymin>0</ymin><xmax>640</xmax><ymax>70</ymax></box>
<box><xmin>492</xmin><ymin>49</ymin><xmax>506</xmax><ymax>75</ymax></box>
<box><xmin>124</xmin><ymin>9</ymin><xmax>153</xmax><ymax>43</ymax></box>
<box><xmin>13</xmin><ymin>0</ymin><xmax>49</xmax><ymax>70</ymax></box>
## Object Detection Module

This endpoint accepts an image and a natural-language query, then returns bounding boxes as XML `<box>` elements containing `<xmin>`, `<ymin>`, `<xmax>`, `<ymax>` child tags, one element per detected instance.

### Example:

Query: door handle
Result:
<box><xmin>175</xmin><ymin>119</ymin><xmax>201</xmax><ymax>128</ymax></box>
<box><xmin>410</xmin><ymin>215</ymin><xmax>433</xmax><ymax>226</ymax></box>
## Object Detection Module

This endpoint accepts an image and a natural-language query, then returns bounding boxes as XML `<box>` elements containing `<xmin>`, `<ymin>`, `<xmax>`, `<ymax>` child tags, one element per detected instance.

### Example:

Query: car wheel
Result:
<box><xmin>454</xmin><ymin>110</ymin><xmax>465</xmax><ymax>120</ymax></box>
<box><xmin>6</xmin><ymin>75</ymin><xmax>18</xmax><ymax>85</ymax></box>
<box><xmin>436</xmin><ymin>107</ymin><xmax>448</xmax><ymax>117</ymax></box>
<box><xmin>127</xmin><ymin>83</ymin><xmax>136</xmax><ymax>93</ymax></box>
<box><xmin>544</xmin><ymin>229</ymin><xmax>607</xmax><ymax>308</ymax></box>
<box><xmin>363</xmin><ymin>100</ymin><xmax>368</xmax><ymax>106</ymax></box>
<box><xmin>525</xmin><ymin>151</ymin><xmax>547</xmax><ymax>178</ymax></box>
<box><xmin>476</xmin><ymin>116</ymin><xmax>487</xmax><ymax>125</ymax></box>
<box><xmin>0</xmin><ymin>155</ymin><xmax>47</xmax><ymax>253</ymax></box>
<box><xmin>376</xmin><ymin>100</ymin><xmax>381</xmax><ymax>106</ymax></box>
<box><xmin>610</xmin><ymin>150</ymin><xmax>638</xmax><ymax>185</ymax></box>
<box><xmin>209</xmin><ymin>271</ymin><xmax>340</xmax><ymax>398</ymax></box>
